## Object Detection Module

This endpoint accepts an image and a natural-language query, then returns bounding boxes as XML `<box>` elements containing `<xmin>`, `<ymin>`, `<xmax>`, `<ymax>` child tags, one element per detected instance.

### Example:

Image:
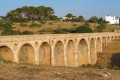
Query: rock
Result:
<box><xmin>98</xmin><ymin>72</ymin><xmax>109</xmax><ymax>77</ymax></box>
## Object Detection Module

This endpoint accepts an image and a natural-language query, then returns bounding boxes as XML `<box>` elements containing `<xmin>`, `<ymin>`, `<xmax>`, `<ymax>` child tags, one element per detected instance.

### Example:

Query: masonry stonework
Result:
<box><xmin>0</xmin><ymin>33</ymin><xmax>119</xmax><ymax>67</ymax></box>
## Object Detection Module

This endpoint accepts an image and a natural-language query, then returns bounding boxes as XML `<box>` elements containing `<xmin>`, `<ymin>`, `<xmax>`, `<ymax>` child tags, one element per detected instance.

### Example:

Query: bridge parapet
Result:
<box><xmin>0</xmin><ymin>32</ymin><xmax>119</xmax><ymax>43</ymax></box>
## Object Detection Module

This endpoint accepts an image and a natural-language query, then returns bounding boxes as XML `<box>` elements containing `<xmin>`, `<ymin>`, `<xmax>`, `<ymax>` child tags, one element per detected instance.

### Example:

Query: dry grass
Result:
<box><xmin>0</xmin><ymin>62</ymin><xmax>120</xmax><ymax>80</ymax></box>
<box><xmin>12</xmin><ymin>22</ymin><xmax>120</xmax><ymax>34</ymax></box>
<box><xmin>97</xmin><ymin>39</ymin><xmax>120</xmax><ymax>67</ymax></box>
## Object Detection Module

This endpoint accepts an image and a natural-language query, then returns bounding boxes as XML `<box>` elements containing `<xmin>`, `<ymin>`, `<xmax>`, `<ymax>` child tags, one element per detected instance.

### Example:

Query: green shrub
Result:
<box><xmin>20</xmin><ymin>23</ymin><xmax>27</xmax><ymax>27</ymax></box>
<box><xmin>10</xmin><ymin>18</ymin><xmax>29</xmax><ymax>23</ymax></box>
<box><xmin>96</xmin><ymin>23</ymin><xmax>106</xmax><ymax>29</ymax></box>
<box><xmin>40</xmin><ymin>21</ymin><xmax>46</xmax><ymax>24</ymax></box>
<box><xmin>54</xmin><ymin>28</ymin><xmax>70</xmax><ymax>34</ymax></box>
<box><xmin>29</xmin><ymin>23</ymin><xmax>41</xmax><ymax>27</ymax></box>
<box><xmin>96</xmin><ymin>65</ymin><xmax>104</xmax><ymax>69</ymax></box>
<box><xmin>49</xmin><ymin>22</ymin><xmax>53</xmax><ymax>25</ymax></box>
<box><xmin>1</xmin><ymin>29</ymin><xmax>21</xmax><ymax>36</ymax></box>
<box><xmin>22</xmin><ymin>30</ymin><xmax>34</xmax><ymax>35</ymax></box>
<box><xmin>72</xmin><ymin>24</ymin><xmax>77</xmax><ymax>26</ymax></box>
<box><xmin>73</xmin><ymin>25</ymin><xmax>93</xmax><ymax>33</ymax></box>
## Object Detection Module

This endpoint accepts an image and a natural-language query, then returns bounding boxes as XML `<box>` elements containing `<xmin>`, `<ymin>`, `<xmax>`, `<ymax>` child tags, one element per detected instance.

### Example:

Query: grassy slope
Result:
<box><xmin>12</xmin><ymin>22</ymin><xmax>120</xmax><ymax>34</ymax></box>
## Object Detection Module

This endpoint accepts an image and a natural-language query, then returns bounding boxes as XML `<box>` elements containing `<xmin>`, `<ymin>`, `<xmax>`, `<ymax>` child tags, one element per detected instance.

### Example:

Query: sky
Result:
<box><xmin>0</xmin><ymin>0</ymin><xmax>120</xmax><ymax>19</ymax></box>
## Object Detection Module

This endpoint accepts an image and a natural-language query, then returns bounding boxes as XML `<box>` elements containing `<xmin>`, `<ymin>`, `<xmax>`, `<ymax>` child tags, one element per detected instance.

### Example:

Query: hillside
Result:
<box><xmin>11</xmin><ymin>22</ymin><xmax>120</xmax><ymax>34</ymax></box>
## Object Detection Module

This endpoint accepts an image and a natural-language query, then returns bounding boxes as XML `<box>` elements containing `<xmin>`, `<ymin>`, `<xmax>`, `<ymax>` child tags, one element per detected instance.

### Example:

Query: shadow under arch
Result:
<box><xmin>54</xmin><ymin>41</ymin><xmax>65</xmax><ymax>66</ymax></box>
<box><xmin>67</xmin><ymin>40</ymin><xmax>75</xmax><ymax>67</ymax></box>
<box><xmin>102</xmin><ymin>37</ymin><xmax>106</xmax><ymax>47</ymax></box>
<box><xmin>90</xmin><ymin>38</ymin><xmax>96</xmax><ymax>64</ymax></box>
<box><xmin>107</xmin><ymin>36</ymin><xmax>111</xmax><ymax>42</ymax></box>
<box><xmin>39</xmin><ymin>42</ymin><xmax>51</xmax><ymax>66</ymax></box>
<box><xmin>0</xmin><ymin>46</ymin><xmax>13</xmax><ymax>62</ymax></box>
<box><xmin>110</xmin><ymin>52</ymin><xmax>120</xmax><ymax>67</ymax></box>
<box><xmin>77</xmin><ymin>39</ymin><xmax>88</xmax><ymax>66</ymax></box>
<box><xmin>96</xmin><ymin>37</ymin><xmax>101</xmax><ymax>52</ymax></box>
<box><xmin>19</xmin><ymin>43</ymin><xmax>35</xmax><ymax>64</ymax></box>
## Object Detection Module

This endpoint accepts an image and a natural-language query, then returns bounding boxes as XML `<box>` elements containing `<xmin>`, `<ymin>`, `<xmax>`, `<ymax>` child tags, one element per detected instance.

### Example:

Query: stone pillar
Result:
<box><xmin>75</xmin><ymin>44</ymin><xmax>78</xmax><ymax>67</ymax></box>
<box><xmin>34</xmin><ymin>48</ymin><xmax>39</xmax><ymax>65</ymax></box>
<box><xmin>105</xmin><ymin>38</ymin><xmax>107</xmax><ymax>47</ymax></box>
<box><xmin>94</xmin><ymin>39</ymin><xmax>97</xmax><ymax>64</ymax></box>
<box><xmin>100</xmin><ymin>39</ymin><xmax>103</xmax><ymax>52</ymax></box>
<box><xmin>51</xmin><ymin>45</ymin><xmax>55</xmax><ymax>66</ymax></box>
<box><xmin>64</xmin><ymin>44</ymin><xmax>67</xmax><ymax>67</ymax></box>
<box><xmin>88</xmin><ymin>41</ymin><xmax>91</xmax><ymax>64</ymax></box>
<box><xmin>110</xmin><ymin>37</ymin><xmax>112</xmax><ymax>42</ymax></box>
<box><xmin>13</xmin><ymin>50</ymin><xmax>19</xmax><ymax>63</ymax></box>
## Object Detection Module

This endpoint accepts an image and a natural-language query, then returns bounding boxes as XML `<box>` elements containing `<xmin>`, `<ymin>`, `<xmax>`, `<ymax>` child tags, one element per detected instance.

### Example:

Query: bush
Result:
<box><xmin>72</xmin><ymin>24</ymin><xmax>77</xmax><ymax>26</ymax></box>
<box><xmin>10</xmin><ymin>18</ymin><xmax>29</xmax><ymax>23</ymax></box>
<box><xmin>1</xmin><ymin>29</ymin><xmax>21</xmax><ymax>36</ymax></box>
<box><xmin>20</xmin><ymin>23</ymin><xmax>27</xmax><ymax>27</ymax></box>
<box><xmin>0</xmin><ymin>22</ymin><xmax>13</xmax><ymax>30</ymax></box>
<box><xmin>96</xmin><ymin>23</ymin><xmax>106</xmax><ymax>29</ymax></box>
<box><xmin>21</xmin><ymin>30</ymin><xmax>34</xmax><ymax>35</ymax></box>
<box><xmin>40</xmin><ymin>21</ymin><xmax>46</xmax><ymax>24</ymax></box>
<box><xmin>29</xmin><ymin>23</ymin><xmax>41</xmax><ymax>27</ymax></box>
<box><xmin>54</xmin><ymin>28</ymin><xmax>70</xmax><ymax>34</ymax></box>
<box><xmin>49</xmin><ymin>22</ymin><xmax>53</xmax><ymax>25</ymax></box>
<box><xmin>73</xmin><ymin>25</ymin><xmax>93</xmax><ymax>33</ymax></box>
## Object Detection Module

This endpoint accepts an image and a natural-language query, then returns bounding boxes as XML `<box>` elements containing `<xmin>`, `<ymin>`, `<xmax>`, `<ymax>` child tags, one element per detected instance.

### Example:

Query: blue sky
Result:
<box><xmin>0</xmin><ymin>0</ymin><xmax>120</xmax><ymax>19</ymax></box>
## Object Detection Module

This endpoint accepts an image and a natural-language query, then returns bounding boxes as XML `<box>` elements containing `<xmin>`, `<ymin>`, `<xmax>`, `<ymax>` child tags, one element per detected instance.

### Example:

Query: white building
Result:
<box><xmin>105</xmin><ymin>15</ymin><xmax>119</xmax><ymax>25</ymax></box>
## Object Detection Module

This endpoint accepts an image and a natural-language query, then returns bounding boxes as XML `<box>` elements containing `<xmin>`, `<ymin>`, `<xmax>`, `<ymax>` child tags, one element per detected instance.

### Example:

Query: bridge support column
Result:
<box><xmin>100</xmin><ymin>40</ymin><xmax>103</xmax><ymax>52</ymax></box>
<box><xmin>95</xmin><ymin>40</ymin><xmax>97</xmax><ymax>64</ymax></box>
<box><xmin>88</xmin><ymin>42</ymin><xmax>91</xmax><ymax>64</ymax></box>
<box><xmin>13</xmin><ymin>51</ymin><xmax>19</xmax><ymax>63</ymax></box>
<box><xmin>51</xmin><ymin>45</ymin><xmax>55</xmax><ymax>66</ymax></box>
<box><xmin>105</xmin><ymin>38</ymin><xmax>107</xmax><ymax>47</ymax></box>
<box><xmin>34</xmin><ymin>48</ymin><xmax>39</xmax><ymax>65</ymax></box>
<box><xmin>64</xmin><ymin>44</ymin><xmax>67</xmax><ymax>67</ymax></box>
<box><xmin>75</xmin><ymin>44</ymin><xmax>78</xmax><ymax>67</ymax></box>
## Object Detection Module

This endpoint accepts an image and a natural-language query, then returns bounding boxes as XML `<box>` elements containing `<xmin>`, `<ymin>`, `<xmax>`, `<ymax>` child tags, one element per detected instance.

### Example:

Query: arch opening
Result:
<box><xmin>77</xmin><ymin>39</ymin><xmax>88</xmax><ymax>66</ymax></box>
<box><xmin>90</xmin><ymin>38</ymin><xmax>96</xmax><ymax>64</ymax></box>
<box><xmin>96</xmin><ymin>38</ymin><xmax>101</xmax><ymax>52</ymax></box>
<box><xmin>107</xmin><ymin>37</ymin><xmax>111</xmax><ymax>42</ymax></box>
<box><xmin>102</xmin><ymin>37</ymin><xmax>106</xmax><ymax>47</ymax></box>
<box><xmin>54</xmin><ymin>41</ymin><xmax>65</xmax><ymax>66</ymax></box>
<box><xmin>19</xmin><ymin>44</ymin><xmax>35</xmax><ymax>64</ymax></box>
<box><xmin>67</xmin><ymin>40</ymin><xmax>75</xmax><ymax>67</ymax></box>
<box><xmin>39</xmin><ymin>42</ymin><xmax>51</xmax><ymax>66</ymax></box>
<box><xmin>111</xmin><ymin>36</ymin><xmax>114</xmax><ymax>40</ymax></box>
<box><xmin>0</xmin><ymin>46</ymin><xmax>13</xmax><ymax>62</ymax></box>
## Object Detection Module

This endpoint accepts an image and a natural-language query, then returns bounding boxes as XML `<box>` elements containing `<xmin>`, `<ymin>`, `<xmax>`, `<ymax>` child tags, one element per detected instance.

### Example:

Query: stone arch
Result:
<box><xmin>102</xmin><ymin>37</ymin><xmax>106</xmax><ymax>47</ymax></box>
<box><xmin>111</xmin><ymin>36</ymin><xmax>114</xmax><ymax>40</ymax></box>
<box><xmin>115</xmin><ymin>36</ymin><xmax>118</xmax><ymax>39</ymax></box>
<box><xmin>0</xmin><ymin>46</ymin><xmax>13</xmax><ymax>62</ymax></box>
<box><xmin>96</xmin><ymin>37</ymin><xmax>101</xmax><ymax>52</ymax></box>
<box><xmin>54</xmin><ymin>41</ymin><xmax>65</xmax><ymax>66</ymax></box>
<box><xmin>67</xmin><ymin>40</ymin><xmax>75</xmax><ymax>67</ymax></box>
<box><xmin>90</xmin><ymin>38</ymin><xmax>96</xmax><ymax>64</ymax></box>
<box><xmin>19</xmin><ymin>43</ymin><xmax>35</xmax><ymax>64</ymax></box>
<box><xmin>39</xmin><ymin>42</ymin><xmax>51</xmax><ymax>66</ymax></box>
<box><xmin>107</xmin><ymin>36</ymin><xmax>111</xmax><ymax>42</ymax></box>
<box><xmin>77</xmin><ymin>39</ymin><xmax>88</xmax><ymax>66</ymax></box>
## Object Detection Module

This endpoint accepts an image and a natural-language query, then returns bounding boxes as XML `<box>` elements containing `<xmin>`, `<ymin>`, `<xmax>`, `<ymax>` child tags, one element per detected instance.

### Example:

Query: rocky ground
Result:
<box><xmin>0</xmin><ymin>63</ymin><xmax>120</xmax><ymax>80</ymax></box>
<box><xmin>0</xmin><ymin>39</ymin><xmax>120</xmax><ymax>80</ymax></box>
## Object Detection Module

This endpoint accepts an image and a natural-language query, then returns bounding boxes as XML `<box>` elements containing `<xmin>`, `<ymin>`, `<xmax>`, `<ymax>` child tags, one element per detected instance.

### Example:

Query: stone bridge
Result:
<box><xmin>0</xmin><ymin>33</ymin><xmax>120</xmax><ymax>67</ymax></box>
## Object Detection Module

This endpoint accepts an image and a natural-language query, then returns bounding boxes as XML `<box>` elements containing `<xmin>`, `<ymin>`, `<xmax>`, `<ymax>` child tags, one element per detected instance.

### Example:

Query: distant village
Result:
<box><xmin>61</xmin><ymin>15</ymin><xmax>119</xmax><ymax>25</ymax></box>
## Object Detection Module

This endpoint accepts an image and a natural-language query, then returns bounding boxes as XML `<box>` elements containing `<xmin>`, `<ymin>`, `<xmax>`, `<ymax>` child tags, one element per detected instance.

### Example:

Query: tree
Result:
<box><xmin>77</xmin><ymin>16</ymin><xmax>84</xmax><ymax>22</ymax></box>
<box><xmin>89</xmin><ymin>16</ymin><xmax>98</xmax><ymax>23</ymax></box>
<box><xmin>74</xmin><ymin>25</ymin><xmax>93</xmax><ymax>33</ymax></box>
<box><xmin>66</xmin><ymin>13</ymin><xmax>73</xmax><ymax>18</ymax></box>
<box><xmin>98</xmin><ymin>17</ymin><xmax>104</xmax><ymax>24</ymax></box>
<box><xmin>6</xmin><ymin>6</ymin><xmax>56</xmax><ymax>21</ymax></box>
